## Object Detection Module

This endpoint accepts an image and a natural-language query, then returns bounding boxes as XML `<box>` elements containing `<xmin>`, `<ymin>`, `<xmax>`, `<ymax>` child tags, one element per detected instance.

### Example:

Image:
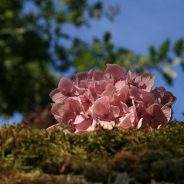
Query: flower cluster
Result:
<box><xmin>48</xmin><ymin>64</ymin><xmax>175</xmax><ymax>133</ymax></box>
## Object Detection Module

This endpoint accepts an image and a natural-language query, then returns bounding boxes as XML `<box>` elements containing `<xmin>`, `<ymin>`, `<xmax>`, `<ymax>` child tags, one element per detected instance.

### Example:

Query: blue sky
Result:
<box><xmin>0</xmin><ymin>0</ymin><xmax>184</xmax><ymax>125</ymax></box>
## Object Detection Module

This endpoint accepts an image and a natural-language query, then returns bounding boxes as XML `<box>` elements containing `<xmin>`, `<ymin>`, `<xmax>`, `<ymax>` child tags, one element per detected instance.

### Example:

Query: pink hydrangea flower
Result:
<box><xmin>47</xmin><ymin>64</ymin><xmax>176</xmax><ymax>133</ymax></box>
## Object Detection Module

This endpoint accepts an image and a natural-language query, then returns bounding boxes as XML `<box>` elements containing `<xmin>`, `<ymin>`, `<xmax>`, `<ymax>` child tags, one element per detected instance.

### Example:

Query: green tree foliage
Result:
<box><xmin>0</xmin><ymin>0</ymin><xmax>54</xmax><ymax>115</ymax></box>
<box><xmin>0</xmin><ymin>0</ymin><xmax>113</xmax><ymax>116</ymax></box>
<box><xmin>0</xmin><ymin>0</ymin><xmax>184</xmax><ymax>116</ymax></box>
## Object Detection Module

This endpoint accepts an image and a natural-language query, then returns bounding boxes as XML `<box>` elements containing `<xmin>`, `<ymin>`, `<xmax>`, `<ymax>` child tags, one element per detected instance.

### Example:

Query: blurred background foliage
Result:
<box><xmin>0</xmin><ymin>0</ymin><xmax>184</xmax><ymax>117</ymax></box>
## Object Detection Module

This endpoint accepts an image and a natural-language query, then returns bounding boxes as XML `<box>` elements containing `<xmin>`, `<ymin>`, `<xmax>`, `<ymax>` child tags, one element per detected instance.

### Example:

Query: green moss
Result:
<box><xmin>0</xmin><ymin>122</ymin><xmax>184</xmax><ymax>183</ymax></box>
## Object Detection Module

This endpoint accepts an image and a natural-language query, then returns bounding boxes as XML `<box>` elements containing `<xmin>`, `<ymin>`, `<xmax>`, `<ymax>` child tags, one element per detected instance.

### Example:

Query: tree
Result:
<box><xmin>0</xmin><ymin>0</ymin><xmax>114</xmax><ymax>116</ymax></box>
<box><xmin>0</xmin><ymin>0</ymin><xmax>184</xmax><ymax>116</ymax></box>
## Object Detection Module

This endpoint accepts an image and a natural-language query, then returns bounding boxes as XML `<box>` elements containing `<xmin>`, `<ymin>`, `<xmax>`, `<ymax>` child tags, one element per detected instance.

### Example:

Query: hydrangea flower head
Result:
<box><xmin>47</xmin><ymin>64</ymin><xmax>176</xmax><ymax>133</ymax></box>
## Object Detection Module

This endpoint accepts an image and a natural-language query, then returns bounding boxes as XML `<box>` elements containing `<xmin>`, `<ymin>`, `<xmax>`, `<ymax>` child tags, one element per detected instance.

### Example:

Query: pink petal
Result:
<box><xmin>51</xmin><ymin>98</ymin><xmax>81</xmax><ymax>124</ymax></box>
<box><xmin>135</xmin><ymin>101</ymin><xmax>147</xmax><ymax>116</ymax></box>
<box><xmin>101</xmin><ymin>83</ymin><xmax>115</xmax><ymax>97</ymax></box>
<box><xmin>51</xmin><ymin>103</ymin><xmax>74</xmax><ymax>123</ymax></box>
<box><xmin>79</xmin><ymin>95</ymin><xmax>92</xmax><ymax>112</ymax></box>
<box><xmin>118</xmin><ymin>114</ymin><xmax>133</xmax><ymax>129</ymax></box>
<box><xmin>146</xmin><ymin>103</ymin><xmax>169</xmax><ymax>126</ymax></box>
<box><xmin>105</xmin><ymin>64</ymin><xmax>125</xmax><ymax>81</ymax></box>
<box><xmin>115</xmin><ymin>84</ymin><xmax>129</xmax><ymax>102</ymax></box>
<box><xmin>73</xmin><ymin>114</ymin><xmax>85</xmax><ymax>124</ymax></box>
<box><xmin>137</xmin><ymin>118</ymin><xmax>143</xmax><ymax>129</ymax></box>
<box><xmin>130</xmin><ymin>86</ymin><xmax>155</xmax><ymax>105</ymax></box>
<box><xmin>141</xmin><ymin>73</ymin><xmax>155</xmax><ymax>92</ymax></box>
<box><xmin>120</xmin><ymin>102</ymin><xmax>129</xmax><ymax>113</ymax></box>
<box><xmin>72</xmin><ymin>72</ymin><xmax>89</xmax><ymax>83</ymax></box>
<box><xmin>140</xmin><ymin>115</ymin><xmax>152</xmax><ymax>129</ymax></box>
<box><xmin>161</xmin><ymin>105</ymin><xmax>172</xmax><ymax>122</ymax></box>
<box><xmin>75</xmin><ymin>117</ymin><xmax>93</xmax><ymax>132</ymax></box>
<box><xmin>98</xmin><ymin>120</ymin><xmax>115</xmax><ymax>130</ymax></box>
<box><xmin>115</xmin><ymin>80</ymin><xmax>126</xmax><ymax>90</ymax></box>
<box><xmin>90</xmin><ymin>70</ymin><xmax>105</xmax><ymax>80</ymax></box>
<box><xmin>68</xmin><ymin>98</ymin><xmax>81</xmax><ymax>113</ymax></box>
<box><xmin>110</xmin><ymin>105</ymin><xmax>120</xmax><ymax>118</ymax></box>
<box><xmin>90</xmin><ymin>96</ymin><xmax>110</xmax><ymax>119</ymax></box>
<box><xmin>84</xmin><ymin>90</ymin><xmax>95</xmax><ymax>103</ymax></box>
<box><xmin>58</xmin><ymin>77</ymin><xmax>74</xmax><ymax>96</ymax></box>
<box><xmin>85</xmin><ymin>119</ymin><xmax>97</xmax><ymax>132</ymax></box>
<box><xmin>73</xmin><ymin>85</ymin><xmax>86</xmax><ymax>95</ymax></box>
<box><xmin>88</xmin><ymin>81</ymin><xmax>98</xmax><ymax>100</ymax></box>
<box><xmin>127</xmin><ymin>72</ymin><xmax>155</xmax><ymax>92</ymax></box>
<box><xmin>49</xmin><ymin>89</ymin><xmax>66</xmax><ymax>103</ymax></box>
<box><xmin>153</xmin><ymin>87</ymin><xmax>176</xmax><ymax>106</ymax></box>
<box><xmin>78</xmin><ymin>79</ymin><xmax>88</xmax><ymax>88</ymax></box>
<box><xmin>94</xmin><ymin>80</ymin><xmax>107</xmax><ymax>95</ymax></box>
<box><xmin>118</xmin><ymin>105</ymin><xmax>137</xmax><ymax>129</ymax></box>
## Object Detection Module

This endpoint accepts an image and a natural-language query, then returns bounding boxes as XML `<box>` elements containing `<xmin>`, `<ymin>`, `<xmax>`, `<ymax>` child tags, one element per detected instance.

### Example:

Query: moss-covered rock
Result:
<box><xmin>0</xmin><ymin>122</ymin><xmax>184</xmax><ymax>183</ymax></box>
